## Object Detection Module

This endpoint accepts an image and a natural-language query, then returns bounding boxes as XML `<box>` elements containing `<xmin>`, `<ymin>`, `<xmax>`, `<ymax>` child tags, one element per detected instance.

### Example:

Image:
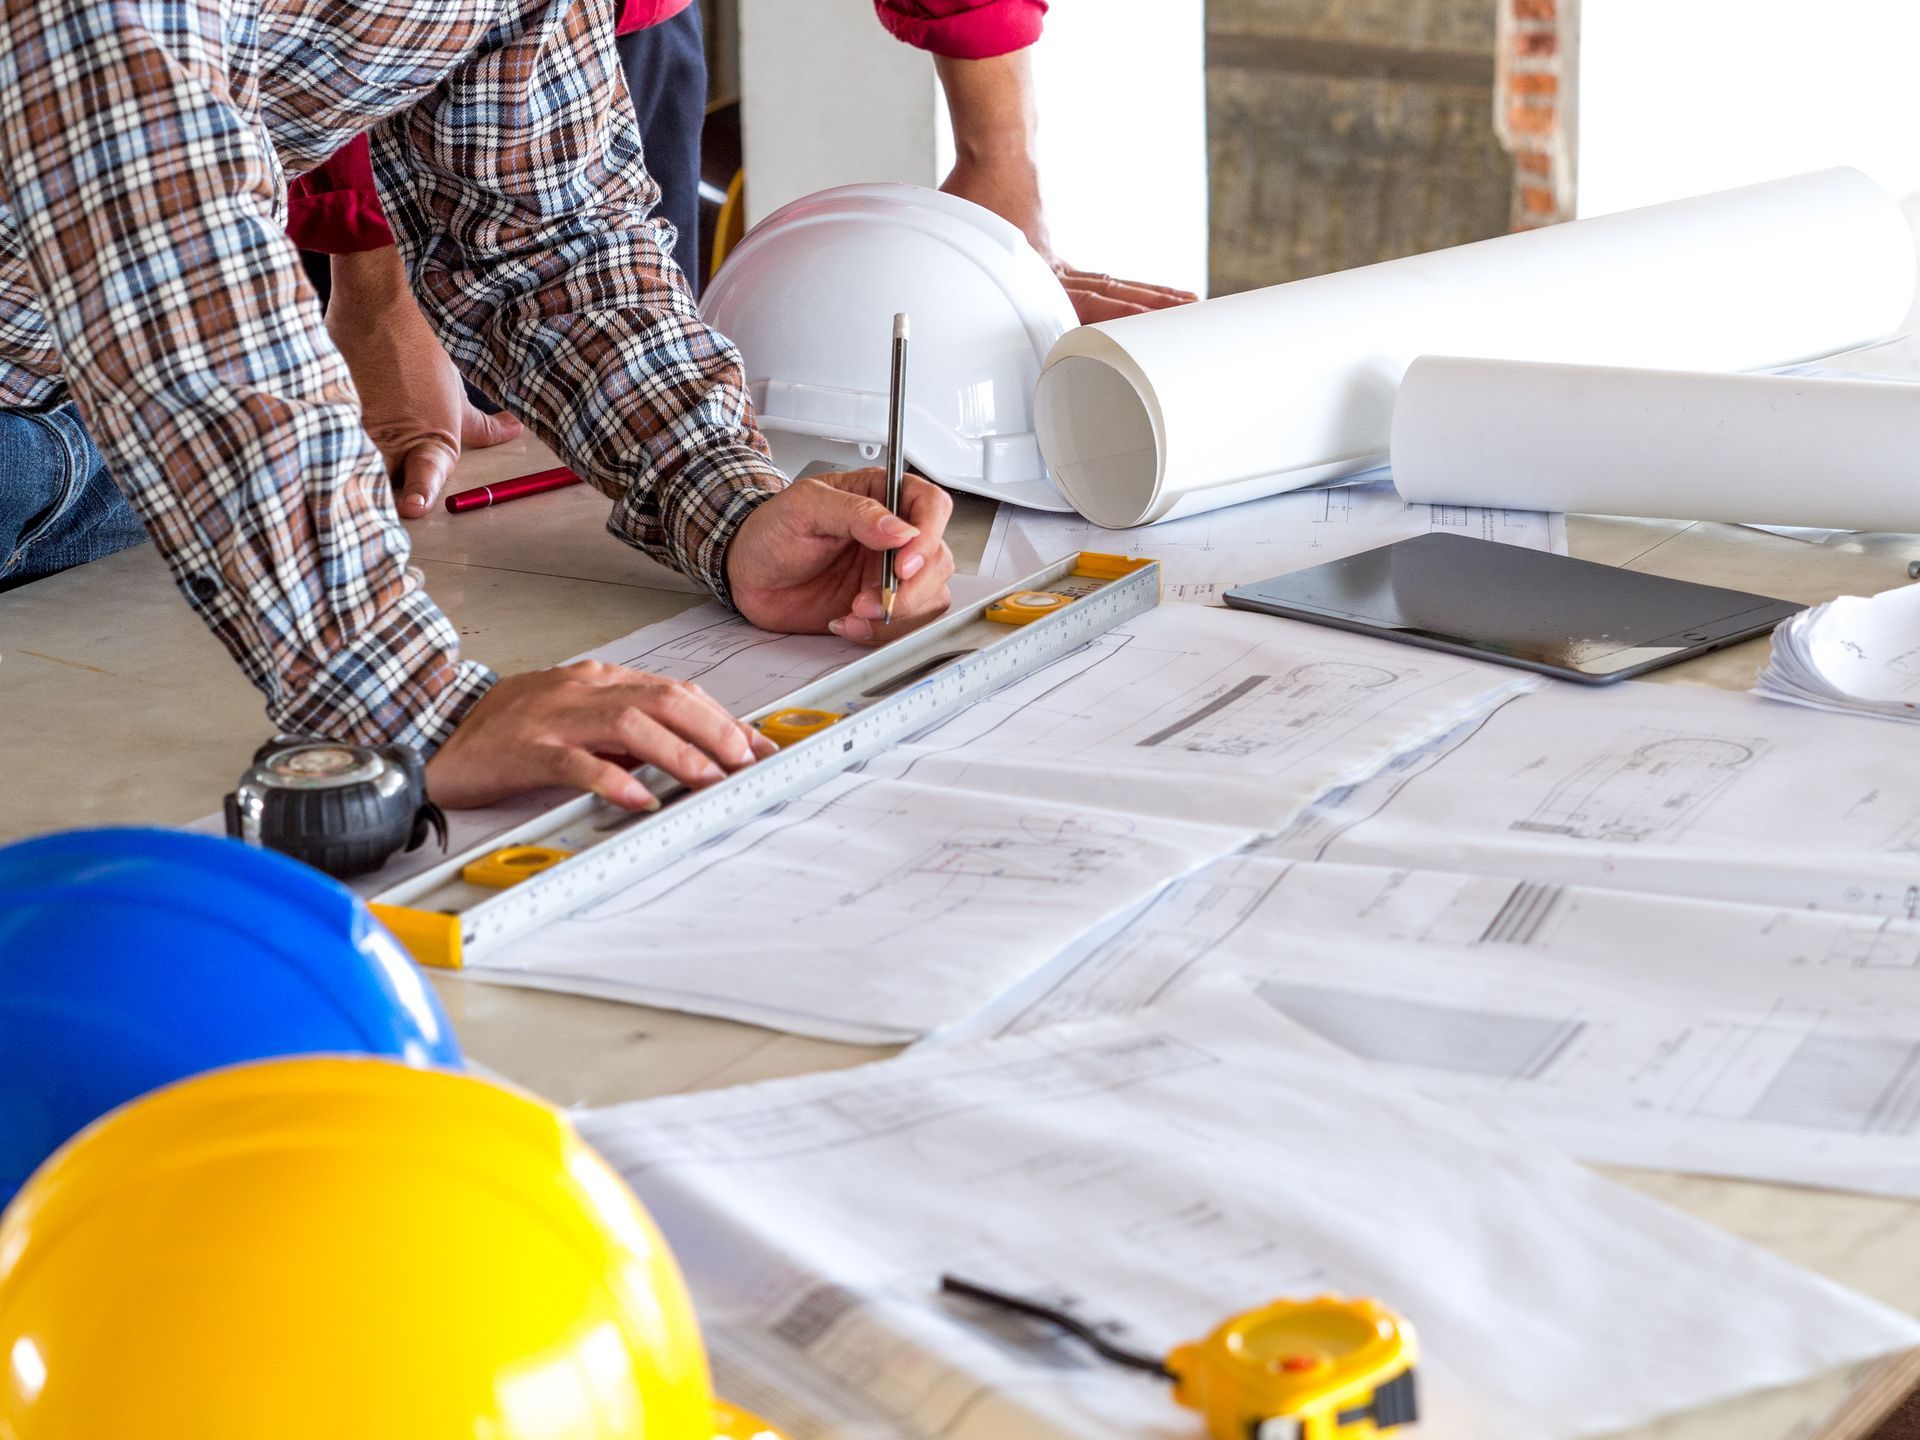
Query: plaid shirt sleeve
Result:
<box><xmin>368</xmin><ymin>0</ymin><xmax>788</xmax><ymax>603</ymax></box>
<box><xmin>0</xmin><ymin>0</ymin><xmax>492</xmax><ymax>752</ymax></box>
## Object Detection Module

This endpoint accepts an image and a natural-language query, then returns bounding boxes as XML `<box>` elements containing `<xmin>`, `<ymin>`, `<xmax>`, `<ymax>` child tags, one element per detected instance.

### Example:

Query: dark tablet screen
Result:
<box><xmin>1221</xmin><ymin>533</ymin><xmax>1802</xmax><ymax>683</ymax></box>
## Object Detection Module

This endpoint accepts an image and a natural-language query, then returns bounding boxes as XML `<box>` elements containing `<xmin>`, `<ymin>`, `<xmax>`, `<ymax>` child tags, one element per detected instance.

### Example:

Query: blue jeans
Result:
<box><xmin>0</xmin><ymin>402</ymin><xmax>147</xmax><ymax>589</ymax></box>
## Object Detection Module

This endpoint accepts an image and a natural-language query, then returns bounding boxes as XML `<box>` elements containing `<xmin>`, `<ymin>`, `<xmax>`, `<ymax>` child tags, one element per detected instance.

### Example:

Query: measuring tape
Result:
<box><xmin>940</xmin><ymin>1276</ymin><xmax>1417</xmax><ymax>1440</ymax></box>
<box><xmin>224</xmin><ymin>738</ymin><xmax>445</xmax><ymax>879</ymax></box>
<box><xmin>363</xmin><ymin>552</ymin><xmax>1160</xmax><ymax>969</ymax></box>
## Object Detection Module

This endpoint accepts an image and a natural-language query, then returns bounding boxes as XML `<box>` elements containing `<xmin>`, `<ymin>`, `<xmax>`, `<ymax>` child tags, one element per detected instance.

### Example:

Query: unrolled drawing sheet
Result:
<box><xmin>858</xmin><ymin>605</ymin><xmax>1539</xmax><ymax>832</ymax></box>
<box><xmin>1391</xmin><ymin>357</ymin><xmax>1920</xmax><ymax>532</ymax></box>
<box><xmin>1262</xmin><ymin>681</ymin><xmax>1920</xmax><ymax>918</ymax></box>
<box><xmin>940</xmin><ymin>855</ymin><xmax>1920</xmax><ymax>1196</ymax></box>
<box><xmin>577</xmin><ymin>984</ymin><xmax>1920</xmax><ymax>1440</ymax></box>
<box><xmin>472</xmin><ymin>606</ymin><xmax>1534</xmax><ymax>1038</ymax></box>
<box><xmin>978</xmin><ymin>475</ymin><xmax>1566</xmax><ymax>602</ymax></box>
<box><xmin>466</xmin><ymin>771</ymin><xmax>1250</xmax><ymax>1043</ymax></box>
<box><xmin>1032</xmin><ymin>168</ymin><xmax>1915</xmax><ymax>527</ymax></box>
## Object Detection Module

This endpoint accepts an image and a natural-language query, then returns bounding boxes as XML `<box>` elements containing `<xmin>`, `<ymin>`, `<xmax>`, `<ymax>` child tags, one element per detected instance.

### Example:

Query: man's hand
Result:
<box><xmin>1048</xmin><ymin>266</ymin><xmax>1200</xmax><ymax>325</ymax></box>
<box><xmin>934</xmin><ymin>51</ymin><xmax>1199</xmax><ymax>324</ymax></box>
<box><xmin>426</xmin><ymin>661</ymin><xmax>777</xmax><ymax>811</ymax></box>
<box><xmin>326</xmin><ymin>247</ymin><xmax>523</xmax><ymax>518</ymax></box>
<box><xmin>726</xmin><ymin>469</ymin><xmax>955</xmax><ymax>643</ymax></box>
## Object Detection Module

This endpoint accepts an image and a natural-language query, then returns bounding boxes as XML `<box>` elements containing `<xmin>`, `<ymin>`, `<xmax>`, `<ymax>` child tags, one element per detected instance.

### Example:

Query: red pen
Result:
<box><xmin>444</xmin><ymin>465</ymin><xmax>583</xmax><ymax>514</ymax></box>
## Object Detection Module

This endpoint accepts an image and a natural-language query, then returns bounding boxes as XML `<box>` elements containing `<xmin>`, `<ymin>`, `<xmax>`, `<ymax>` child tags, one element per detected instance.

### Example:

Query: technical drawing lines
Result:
<box><xmin>595</xmin><ymin>1034</ymin><xmax>1220</xmax><ymax>1174</ymax></box>
<box><xmin>1881</xmin><ymin>810</ymin><xmax>1920</xmax><ymax>856</ymax></box>
<box><xmin>1476</xmin><ymin>880</ymin><xmax>1568</xmax><ymax>945</ymax></box>
<box><xmin>796</xmin><ymin>808</ymin><xmax>1163</xmax><ymax>952</ymax></box>
<box><xmin>1259</xmin><ymin>707</ymin><xmax>1513</xmax><ymax>863</ymax></box>
<box><xmin>770</xmin><ymin>1282</ymin><xmax>866</xmax><ymax>1353</ymax></box>
<box><xmin>865</xmin><ymin>816</ymin><xmax>1137</xmax><ymax>918</ymax></box>
<box><xmin>1139</xmin><ymin>675</ymin><xmax>1270</xmax><ymax>748</ymax></box>
<box><xmin>612</xmin><ymin>616</ymin><xmax>781</xmax><ymax>674</ymax></box>
<box><xmin>1823</xmin><ymin>917</ymin><xmax>1920</xmax><ymax>969</ymax></box>
<box><xmin>1256</xmin><ymin>982</ymin><xmax>1587</xmax><ymax>1081</ymax></box>
<box><xmin>1133</xmin><ymin>662</ymin><xmax>1401</xmax><ymax>759</ymax></box>
<box><xmin>1510</xmin><ymin>730</ymin><xmax>1768</xmax><ymax>844</ymax></box>
<box><xmin>1744</xmin><ymin>1032</ymin><xmax>1920</xmax><ymax>1136</ymax></box>
<box><xmin>604</xmin><ymin>613</ymin><xmax>849</xmax><ymax>698</ymax></box>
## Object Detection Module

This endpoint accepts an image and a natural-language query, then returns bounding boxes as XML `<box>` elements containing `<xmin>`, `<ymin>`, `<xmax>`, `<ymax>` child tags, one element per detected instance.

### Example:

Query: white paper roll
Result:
<box><xmin>1390</xmin><ymin>356</ymin><xmax>1920</xmax><ymax>532</ymax></box>
<box><xmin>1033</xmin><ymin>168</ymin><xmax>1917</xmax><ymax>528</ymax></box>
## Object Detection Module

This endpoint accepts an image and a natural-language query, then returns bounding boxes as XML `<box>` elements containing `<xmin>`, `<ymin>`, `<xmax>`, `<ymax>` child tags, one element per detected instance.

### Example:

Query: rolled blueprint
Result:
<box><xmin>1033</xmin><ymin>168</ymin><xmax>1916</xmax><ymax>527</ymax></box>
<box><xmin>1391</xmin><ymin>357</ymin><xmax>1920</xmax><ymax>532</ymax></box>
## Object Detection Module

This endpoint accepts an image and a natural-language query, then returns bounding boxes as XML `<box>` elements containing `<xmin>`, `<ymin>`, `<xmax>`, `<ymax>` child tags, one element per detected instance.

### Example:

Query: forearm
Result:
<box><xmin>936</xmin><ymin>49</ymin><xmax>1039</xmax><ymax>170</ymax></box>
<box><xmin>370</xmin><ymin>0</ymin><xmax>785</xmax><ymax>604</ymax></box>
<box><xmin>934</xmin><ymin>48</ymin><xmax>1049</xmax><ymax>256</ymax></box>
<box><xmin>0</xmin><ymin>0</ymin><xmax>488</xmax><ymax>749</ymax></box>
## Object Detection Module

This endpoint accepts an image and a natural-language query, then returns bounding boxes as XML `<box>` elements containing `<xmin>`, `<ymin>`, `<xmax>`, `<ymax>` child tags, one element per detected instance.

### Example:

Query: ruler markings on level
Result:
<box><xmin>372</xmin><ymin>554</ymin><xmax>1160</xmax><ymax>968</ymax></box>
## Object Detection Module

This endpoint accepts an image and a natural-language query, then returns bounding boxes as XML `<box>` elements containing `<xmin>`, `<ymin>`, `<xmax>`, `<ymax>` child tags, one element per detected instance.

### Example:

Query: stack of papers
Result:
<box><xmin>579</xmin><ymin>982</ymin><xmax>1920</xmax><ymax>1440</ymax></box>
<box><xmin>1756</xmin><ymin>582</ymin><xmax>1920</xmax><ymax>724</ymax></box>
<box><xmin>471</xmin><ymin>604</ymin><xmax>1538</xmax><ymax>1041</ymax></box>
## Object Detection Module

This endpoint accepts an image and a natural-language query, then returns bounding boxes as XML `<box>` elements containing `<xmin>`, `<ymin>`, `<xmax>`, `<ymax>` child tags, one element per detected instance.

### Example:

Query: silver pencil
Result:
<box><xmin>881</xmin><ymin>311</ymin><xmax>909</xmax><ymax>623</ymax></box>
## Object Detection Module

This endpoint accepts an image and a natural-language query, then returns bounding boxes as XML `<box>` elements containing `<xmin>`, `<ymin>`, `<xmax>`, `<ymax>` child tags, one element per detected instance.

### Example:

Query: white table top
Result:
<box><xmin>5</xmin><ymin>433</ymin><xmax>1919</xmax><ymax>1440</ymax></box>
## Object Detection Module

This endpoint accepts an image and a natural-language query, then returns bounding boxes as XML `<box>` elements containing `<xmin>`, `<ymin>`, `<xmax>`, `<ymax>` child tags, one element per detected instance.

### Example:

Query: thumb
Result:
<box><xmin>462</xmin><ymin>402</ymin><xmax>523</xmax><ymax>450</ymax></box>
<box><xmin>809</xmin><ymin>483</ymin><xmax>917</xmax><ymax>552</ymax></box>
<box><xmin>396</xmin><ymin>440</ymin><xmax>458</xmax><ymax>518</ymax></box>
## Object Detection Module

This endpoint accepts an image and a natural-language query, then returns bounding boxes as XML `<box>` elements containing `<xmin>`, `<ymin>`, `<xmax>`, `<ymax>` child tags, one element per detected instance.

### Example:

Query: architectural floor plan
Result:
<box><xmin>1265</xmin><ymin>680</ymin><xmax>1920</xmax><ymax>917</ymax></box>
<box><xmin>471</xmin><ymin>772</ymin><xmax>1251</xmax><ymax>1041</ymax></box>
<box><xmin>937</xmin><ymin>854</ymin><xmax>1920</xmax><ymax>1194</ymax></box>
<box><xmin>580</xmin><ymin>985</ymin><xmax>1918</xmax><ymax>1440</ymax></box>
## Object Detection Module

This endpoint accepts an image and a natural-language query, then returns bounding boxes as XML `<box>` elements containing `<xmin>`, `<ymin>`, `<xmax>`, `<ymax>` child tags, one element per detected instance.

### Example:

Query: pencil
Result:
<box><xmin>881</xmin><ymin>312</ymin><xmax>909</xmax><ymax>623</ymax></box>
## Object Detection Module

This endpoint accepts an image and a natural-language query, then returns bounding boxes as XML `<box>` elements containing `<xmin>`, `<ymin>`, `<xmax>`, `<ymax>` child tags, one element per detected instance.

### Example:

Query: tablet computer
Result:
<box><xmin>1221</xmin><ymin>533</ymin><xmax>1802</xmax><ymax>683</ymax></box>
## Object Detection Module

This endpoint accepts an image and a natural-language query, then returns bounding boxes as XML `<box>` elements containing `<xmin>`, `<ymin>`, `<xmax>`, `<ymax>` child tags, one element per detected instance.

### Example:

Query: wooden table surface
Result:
<box><xmin>5</xmin><ymin>429</ymin><xmax>1919</xmax><ymax>1440</ymax></box>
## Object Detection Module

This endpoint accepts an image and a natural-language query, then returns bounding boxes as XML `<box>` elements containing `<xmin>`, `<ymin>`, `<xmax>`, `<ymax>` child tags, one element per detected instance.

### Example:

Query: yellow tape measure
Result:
<box><xmin>940</xmin><ymin>1277</ymin><xmax>1416</xmax><ymax>1440</ymax></box>
<box><xmin>1170</xmin><ymin>1295</ymin><xmax>1416</xmax><ymax>1440</ymax></box>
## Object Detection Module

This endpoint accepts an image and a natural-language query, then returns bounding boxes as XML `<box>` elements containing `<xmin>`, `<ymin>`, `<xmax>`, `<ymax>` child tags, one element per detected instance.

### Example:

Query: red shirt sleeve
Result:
<box><xmin>285</xmin><ymin>136</ymin><xmax>394</xmax><ymax>254</ymax></box>
<box><xmin>874</xmin><ymin>0</ymin><xmax>1047</xmax><ymax>59</ymax></box>
<box><xmin>614</xmin><ymin>0</ymin><xmax>691</xmax><ymax>31</ymax></box>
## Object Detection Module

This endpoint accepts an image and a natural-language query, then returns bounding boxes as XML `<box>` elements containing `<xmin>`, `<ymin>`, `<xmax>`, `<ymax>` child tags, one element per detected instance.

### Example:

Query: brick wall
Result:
<box><xmin>1494</xmin><ymin>0</ymin><xmax>1576</xmax><ymax>227</ymax></box>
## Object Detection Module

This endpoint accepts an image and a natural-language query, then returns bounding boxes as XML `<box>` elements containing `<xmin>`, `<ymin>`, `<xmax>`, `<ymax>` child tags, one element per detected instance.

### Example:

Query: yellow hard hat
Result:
<box><xmin>0</xmin><ymin>1056</ymin><xmax>735</xmax><ymax>1439</ymax></box>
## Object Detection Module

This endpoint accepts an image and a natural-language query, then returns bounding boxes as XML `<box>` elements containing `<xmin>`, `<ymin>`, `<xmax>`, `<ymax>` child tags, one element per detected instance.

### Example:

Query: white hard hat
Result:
<box><xmin>702</xmin><ymin>183</ymin><xmax>1077</xmax><ymax>510</ymax></box>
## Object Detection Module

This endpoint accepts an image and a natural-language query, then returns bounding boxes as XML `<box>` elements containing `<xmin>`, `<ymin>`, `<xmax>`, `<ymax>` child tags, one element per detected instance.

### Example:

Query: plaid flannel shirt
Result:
<box><xmin>0</xmin><ymin>0</ymin><xmax>786</xmax><ymax>750</ymax></box>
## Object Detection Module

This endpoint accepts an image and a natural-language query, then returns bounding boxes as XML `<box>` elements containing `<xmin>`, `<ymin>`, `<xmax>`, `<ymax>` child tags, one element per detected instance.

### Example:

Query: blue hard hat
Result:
<box><xmin>0</xmin><ymin>827</ymin><xmax>462</xmax><ymax>1206</ymax></box>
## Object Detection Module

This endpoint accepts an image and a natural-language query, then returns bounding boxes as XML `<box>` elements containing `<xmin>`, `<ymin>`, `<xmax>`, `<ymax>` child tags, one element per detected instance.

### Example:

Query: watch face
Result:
<box><xmin>264</xmin><ymin>743</ymin><xmax>381</xmax><ymax>788</ymax></box>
